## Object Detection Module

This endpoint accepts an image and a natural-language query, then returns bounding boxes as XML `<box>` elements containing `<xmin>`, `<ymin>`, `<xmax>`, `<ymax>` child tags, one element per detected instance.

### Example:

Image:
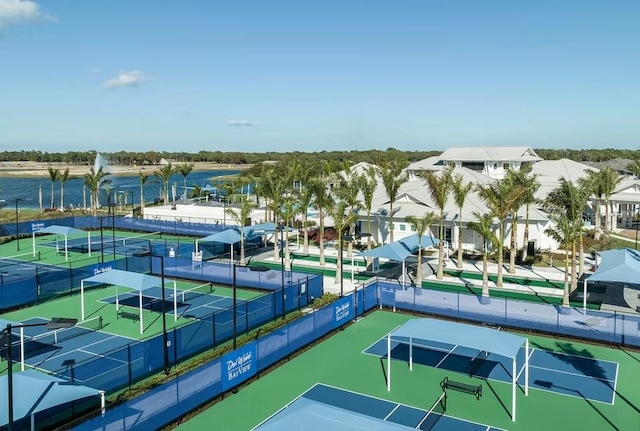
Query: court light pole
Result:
<box><xmin>2</xmin><ymin>318</ymin><xmax>77</xmax><ymax>431</ymax></box>
<box><xmin>13</xmin><ymin>198</ymin><xmax>22</xmax><ymax>251</ymax></box>
<box><xmin>278</xmin><ymin>223</ymin><xmax>286</xmax><ymax>320</ymax></box>
<box><xmin>99</xmin><ymin>217</ymin><xmax>105</xmax><ymax>263</ymax></box>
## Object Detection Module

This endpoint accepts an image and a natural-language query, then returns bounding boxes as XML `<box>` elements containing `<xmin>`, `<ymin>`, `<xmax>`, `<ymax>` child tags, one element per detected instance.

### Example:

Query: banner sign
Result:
<box><xmin>88</xmin><ymin>261</ymin><xmax>115</xmax><ymax>276</ymax></box>
<box><xmin>333</xmin><ymin>295</ymin><xmax>353</xmax><ymax>328</ymax></box>
<box><xmin>221</xmin><ymin>341</ymin><xmax>257</xmax><ymax>391</ymax></box>
<box><xmin>30</xmin><ymin>221</ymin><xmax>47</xmax><ymax>234</ymax></box>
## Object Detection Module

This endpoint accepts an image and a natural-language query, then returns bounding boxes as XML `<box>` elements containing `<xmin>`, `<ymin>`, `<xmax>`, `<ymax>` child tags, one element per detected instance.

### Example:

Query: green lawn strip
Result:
<box><xmin>178</xmin><ymin>310</ymin><xmax>639</xmax><ymax>431</ymax></box>
<box><xmin>444</xmin><ymin>268</ymin><xmax>564</xmax><ymax>289</ymax></box>
<box><xmin>253</xmin><ymin>260</ymin><xmax>371</xmax><ymax>281</ymax></box>
<box><xmin>421</xmin><ymin>279</ymin><xmax>600</xmax><ymax>310</ymax></box>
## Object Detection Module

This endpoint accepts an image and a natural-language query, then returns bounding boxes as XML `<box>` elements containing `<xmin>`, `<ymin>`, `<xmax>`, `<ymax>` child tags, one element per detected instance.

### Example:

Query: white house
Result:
<box><xmin>437</xmin><ymin>146</ymin><xmax>542</xmax><ymax>179</ymax></box>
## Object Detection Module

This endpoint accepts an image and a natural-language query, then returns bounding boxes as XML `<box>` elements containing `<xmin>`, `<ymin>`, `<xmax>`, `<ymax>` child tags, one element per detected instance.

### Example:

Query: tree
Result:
<box><xmin>359</xmin><ymin>166</ymin><xmax>378</xmax><ymax>267</ymax></box>
<box><xmin>83</xmin><ymin>167</ymin><xmax>110</xmax><ymax>216</ymax></box>
<box><xmin>329</xmin><ymin>200</ymin><xmax>358</xmax><ymax>285</ymax></box>
<box><xmin>47</xmin><ymin>167</ymin><xmax>59</xmax><ymax>209</ymax></box>
<box><xmin>378</xmin><ymin>161</ymin><xmax>408</xmax><ymax>243</ymax></box>
<box><xmin>582</xmin><ymin>169</ymin><xmax>604</xmax><ymax>240</ymax></box>
<box><xmin>405</xmin><ymin>212</ymin><xmax>437</xmax><ymax>287</ymax></box>
<box><xmin>176</xmin><ymin>163</ymin><xmax>194</xmax><ymax>201</ymax></box>
<box><xmin>503</xmin><ymin>168</ymin><xmax>530</xmax><ymax>274</ymax></box>
<box><xmin>139</xmin><ymin>171</ymin><xmax>149</xmax><ymax>216</ymax></box>
<box><xmin>544</xmin><ymin>211</ymin><xmax>581</xmax><ymax>308</ymax></box>
<box><xmin>476</xmin><ymin>180</ymin><xmax>526</xmax><ymax>288</ymax></box>
<box><xmin>599</xmin><ymin>167</ymin><xmax>623</xmax><ymax>236</ymax></box>
<box><xmin>309</xmin><ymin>177</ymin><xmax>334</xmax><ymax>267</ymax></box>
<box><xmin>297</xmin><ymin>182</ymin><xmax>315</xmax><ymax>255</ymax></box>
<box><xmin>225</xmin><ymin>200</ymin><xmax>257</xmax><ymax>265</ymax></box>
<box><xmin>466</xmin><ymin>212</ymin><xmax>498</xmax><ymax>299</ymax></box>
<box><xmin>451</xmin><ymin>173</ymin><xmax>473</xmax><ymax>269</ymax></box>
<box><xmin>58</xmin><ymin>168</ymin><xmax>71</xmax><ymax>210</ymax></box>
<box><xmin>519</xmin><ymin>169</ymin><xmax>540</xmax><ymax>262</ymax></box>
<box><xmin>420</xmin><ymin>167</ymin><xmax>453</xmax><ymax>280</ymax></box>
<box><xmin>154</xmin><ymin>163</ymin><xmax>174</xmax><ymax>204</ymax></box>
<box><xmin>544</xmin><ymin>178</ymin><xmax>589</xmax><ymax>289</ymax></box>
<box><xmin>334</xmin><ymin>164</ymin><xmax>361</xmax><ymax>257</ymax></box>
<box><xmin>627</xmin><ymin>160</ymin><xmax>640</xmax><ymax>178</ymax></box>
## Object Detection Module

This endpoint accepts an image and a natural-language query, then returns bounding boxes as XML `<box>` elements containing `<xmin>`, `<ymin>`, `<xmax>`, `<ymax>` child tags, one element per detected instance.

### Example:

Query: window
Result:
<box><xmin>411</xmin><ymin>225</ymin><xmax>416</xmax><ymax>232</ymax></box>
<box><xmin>493</xmin><ymin>163</ymin><xmax>498</xmax><ymax>170</ymax></box>
<box><xmin>503</xmin><ymin>163</ymin><xmax>509</xmax><ymax>169</ymax></box>
<box><xmin>400</xmin><ymin>224</ymin><xmax>406</xmax><ymax>231</ymax></box>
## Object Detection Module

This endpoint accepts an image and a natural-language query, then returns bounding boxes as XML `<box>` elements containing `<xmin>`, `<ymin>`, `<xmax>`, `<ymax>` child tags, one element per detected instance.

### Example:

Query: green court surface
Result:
<box><xmin>0</xmin><ymin>279</ymin><xmax>263</xmax><ymax>341</ymax></box>
<box><xmin>178</xmin><ymin>311</ymin><xmax>640</xmax><ymax>431</ymax></box>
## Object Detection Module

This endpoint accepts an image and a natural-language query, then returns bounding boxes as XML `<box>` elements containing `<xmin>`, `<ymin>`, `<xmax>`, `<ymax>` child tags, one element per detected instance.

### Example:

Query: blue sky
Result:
<box><xmin>1</xmin><ymin>0</ymin><xmax>639</xmax><ymax>153</ymax></box>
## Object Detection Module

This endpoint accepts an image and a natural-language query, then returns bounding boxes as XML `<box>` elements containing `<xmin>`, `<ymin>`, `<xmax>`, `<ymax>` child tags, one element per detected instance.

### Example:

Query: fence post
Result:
<box><xmin>127</xmin><ymin>344</ymin><xmax>132</xmax><ymax>388</ymax></box>
<box><xmin>212</xmin><ymin>311</ymin><xmax>217</xmax><ymax>348</ymax></box>
<box><xmin>245</xmin><ymin>301</ymin><xmax>249</xmax><ymax>332</ymax></box>
<box><xmin>173</xmin><ymin>328</ymin><xmax>178</xmax><ymax>365</ymax></box>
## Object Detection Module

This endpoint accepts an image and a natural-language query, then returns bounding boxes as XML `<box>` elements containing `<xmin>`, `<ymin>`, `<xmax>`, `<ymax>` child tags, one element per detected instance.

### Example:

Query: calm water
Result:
<box><xmin>0</xmin><ymin>169</ymin><xmax>240</xmax><ymax>210</ymax></box>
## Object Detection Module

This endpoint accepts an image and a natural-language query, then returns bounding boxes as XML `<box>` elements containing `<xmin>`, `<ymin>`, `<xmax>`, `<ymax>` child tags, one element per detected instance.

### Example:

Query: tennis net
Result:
<box><xmin>470</xmin><ymin>350</ymin><xmax>490</xmax><ymax>377</ymax></box>
<box><xmin>68</xmin><ymin>231</ymin><xmax>161</xmax><ymax>253</ymax></box>
<box><xmin>417</xmin><ymin>392</ymin><xmax>447</xmax><ymax>430</ymax></box>
<box><xmin>2</xmin><ymin>316</ymin><xmax>103</xmax><ymax>360</ymax></box>
<box><xmin>171</xmin><ymin>283</ymin><xmax>214</xmax><ymax>303</ymax></box>
<box><xmin>0</xmin><ymin>251</ymin><xmax>42</xmax><ymax>269</ymax></box>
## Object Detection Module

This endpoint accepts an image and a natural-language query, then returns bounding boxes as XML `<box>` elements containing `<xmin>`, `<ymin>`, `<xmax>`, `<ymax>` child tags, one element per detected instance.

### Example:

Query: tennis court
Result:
<box><xmin>253</xmin><ymin>384</ymin><xmax>503</xmax><ymax>430</ymax></box>
<box><xmin>98</xmin><ymin>284</ymin><xmax>275</xmax><ymax>321</ymax></box>
<box><xmin>41</xmin><ymin>231</ymin><xmax>161</xmax><ymax>256</ymax></box>
<box><xmin>0</xmin><ymin>252</ymin><xmax>67</xmax><ymax>281</ymax></box>
<box><xmin>2</xmin><ymin>316</ymin><xmax>134</xmax><ymax>384</ymax></box>
<box><xmin>363</xmin><ymin>332</ymin><xmax>618</xmax><ymax>404</ymax></box>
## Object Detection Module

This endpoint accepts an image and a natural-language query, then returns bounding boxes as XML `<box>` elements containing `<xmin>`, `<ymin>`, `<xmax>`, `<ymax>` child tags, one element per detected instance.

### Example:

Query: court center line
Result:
<box><xmin>435</xmin><ymin>344</ymin><xmax>458</xmax><ymax>369</ymax></box>
<box><xmin>77</xmin><ymin>349</ymin><xmax>129</xmax><ymax>365</ymax></box>
<box><xmin>40</xmin><ymin>335</ymin><xmax>123</xmax><ymax>362</ymax></box>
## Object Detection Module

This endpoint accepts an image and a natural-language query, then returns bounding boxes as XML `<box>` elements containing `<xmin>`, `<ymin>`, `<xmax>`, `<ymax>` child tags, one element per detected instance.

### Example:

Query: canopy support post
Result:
<box><xmin>173</xmin><ymin>280</ymin><xmax>178</xmax><ymax>321</ymax></box>
<box><xmin>409</xmin><ymin>336</ymin><xmax>413</xmax><ymax>371</ymax></box>
<box><xmin>81</xmin><ymin>281</ymin><xmax>86</xmax><ymax>320</ymax></box>
<box><xmin>139</xmin><ymin>289</ymin><xmax>144</xmax><ymax>334</ymax></box>
<box><xmin>20</xmin><ymin>327</ymin><xmax>25</xmax><ymax>371</ymax></box>
<box><xmin>387</xmin><ymin>333</ymin><xmax>391</xmax><ymax>391</ymax></box>
<box><xmin>525</xmin><ymin>338</ymin><xmax>529</xmax><ymax>396</ymax></box>
<box><xmin>65</xmin><ymin>235</ymin><xmax>69</xmax><ymax>261</ymax></box>
<box><xmin>512</xmin><ymin>357</ymin><xmax>516</xmax><ymax>422</ymax></box>
<box><xmin>100</xmin><ymin>390</ymin><xmax>106</xmax><ymax>415</ymax></box>
<box><xmin>32</xmin><ymin>232</ymin><xmax>36</xmax><ymax>257</ymax></box>
<box><xmin>583</xmin><ymin>279</ymin><xmax>587</xmax><ymax>313</ymax></box>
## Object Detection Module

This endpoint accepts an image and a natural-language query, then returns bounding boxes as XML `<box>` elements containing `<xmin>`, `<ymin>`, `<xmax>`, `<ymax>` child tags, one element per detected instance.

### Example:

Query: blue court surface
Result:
<box><xmin>6</xmin><ymin>317</ymin><xmax>135</xmax><ymax>384</ymax></box>
<box><xmin>364</xmin><ymin>335</ymin><xmax>618</xmax><ymax>404</ymax></box>
<box><xmin>253</xmin><ymin>383</ymin><xmax>504</xmax><ymax>430</ymax></box>
<box><xmin>100</xmin><ymin>286</ymin><xmax>274</xmax><ymax>322</ymax></box>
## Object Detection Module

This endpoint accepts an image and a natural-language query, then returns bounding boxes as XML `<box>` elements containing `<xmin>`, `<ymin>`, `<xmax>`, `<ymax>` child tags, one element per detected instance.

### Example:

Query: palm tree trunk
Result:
<box><xmin>303</xmin><ymin>215</ymin><xmax>309</xmax><ymax>254</ymax></box>
<box><xmin>604</xmin><ymin>198</ymin><xmax>611</xmax><ymax>235</ymax></box>
<box><xmin>389</xmin><ymin>203</ymin><xmax>394</xmax><ymax>243</ymax></box>
<box><xmin>571</xmin><ymin>240</ymin><xmax>577</xmax><ymax>293</ymax></box>
<box><xmin>456</xmin><ymin>221</ymin><xmax>463</xmax><ymax>269</ymax></box>
<box><xmin>481</xmin><ymin>248</ymin><xmax>489</xmax><ymax>297</ymax></box>
<box><xmin>416</xmin><ymin>246</ymin><xmax>423</xmax><ymax>287</ymax></box>
<box><xmin>579</xmin><ymin>235</ymin><xmax>584</xmax><ymax>277</ymax></box>
<box><xmin>509</xmin><ymin>216</ymin><xmax>517</xmax><ymax>274</ymax></box>
<box><xmin>436</xmin><ymin>217</ymin><xmax>444</xmax><ymax>280</ymax></box>
<box><xmin>594</xmin><ymin>198</ymin><xmax>601</xmax><ymax>240</ymax></box>
<box><xmin>366</xmin><ymin>213</ymin><xmax>373</xmax><ymax>268</ymax></box>
<box><xmin>562</xmin><ymin>249</ymin><xmax>570</xmax><ymax>307</ymax></box>
<box><xmin>522</xmin><ymin>204</ymin><xmax>530</xmax><ymax>261</ymax></box>
<box><xmin>497</xmin><ymin>221</ymin><xmax>505</xmax><ymax>287</ymax></box>
<box><xmin>318</xmin><ymin>214</ymin><xmax>325</xmax><ymax>266</ymax></box>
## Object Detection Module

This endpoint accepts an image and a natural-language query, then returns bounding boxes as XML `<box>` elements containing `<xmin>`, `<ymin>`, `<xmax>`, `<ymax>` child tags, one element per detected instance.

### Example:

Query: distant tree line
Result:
<box><xmin>0</xmin><ymin>148</ymin><xmax>639</xmax><ymax>166</ymax></box>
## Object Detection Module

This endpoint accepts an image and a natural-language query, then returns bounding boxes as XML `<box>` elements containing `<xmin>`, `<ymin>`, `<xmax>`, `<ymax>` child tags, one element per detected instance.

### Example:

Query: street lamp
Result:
<box><xmin>99</xmin><ymin>217</ymin><xmax>105</xmax><ymax>263</ymax></box>
<box><xmin>2</xmin><ymin>318</ymin><xmax>78</xmax><ymax>431</ymax></box>
<box><xmin>13</xmin><ymin>198</ymin><xmax>22</xmax><ymax>251</ymax></box>
<box><xmin>278</xmin><ymin>223</ymin><xmax>286</xmax><ymax>319</ymax></box>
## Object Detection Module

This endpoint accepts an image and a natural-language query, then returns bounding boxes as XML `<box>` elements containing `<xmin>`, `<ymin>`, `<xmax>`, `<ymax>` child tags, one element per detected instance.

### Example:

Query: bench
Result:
<box><xmin>440</xmin><ymin>377</ymin><xmax>482</xmax><ymax>400</ymax></box>
<box><xmin>118</xmin><ymin>310</ymin><xmax>139</xmax><ymax>321</ymax></box>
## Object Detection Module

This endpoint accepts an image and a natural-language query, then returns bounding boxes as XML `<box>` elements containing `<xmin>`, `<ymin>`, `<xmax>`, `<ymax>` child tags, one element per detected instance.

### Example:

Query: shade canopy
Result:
<box><xmin>588</xmin><ymin>248</ymin><xmax>640</xmax><ymax>284</ymax></box>
<box><xmin>0</xmin><ymin>370</ymin><xmax>102</xmax><ymax>428</ymax></box>
<box><xmin>199</xmin><ymin>228</ymin><xmax>242</xmax><ymax>245</ymax></box>
<box><xmin>359</xmin><ymin>234</ymin><xmax>439</xmax><ymax>262</ymax></box>
<box><xmin>387</xmin><ymin>318</ymin><xmax>529</xmax><ymax>422</ymax></box>
<box><xmin>32</xmin><ymin>225</ymin><xmax>91</xmax><ymax>262</ymax></box>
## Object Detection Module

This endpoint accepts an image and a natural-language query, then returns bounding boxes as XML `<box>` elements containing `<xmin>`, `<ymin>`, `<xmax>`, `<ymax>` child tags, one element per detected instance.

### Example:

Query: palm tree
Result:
<box><xmin>58</xmin><ymin>168</ymin><xmax>71</xmax><ymax>210</ymax></box>
<box><xmin>599</xmin><ymin>167</ymin><xmax>623</xmax><ymax>236</ymax></box>
<box><xmin>335</xmin><ymin>165</ymin><xmax>361</xmax><ymax>257</ymax></box>
<box><xmin>627</xmin><ymin>160</ymin><xmax>640</xmax><ymax>178</ymax></box>
<box><xmin>297</xmin><ymin>182</ymin><xmax>315</xmax><ymax>255</ymax></box>
<box><xmin>83</xmin><ymin>167</ymin><xmax>110</xmax><ymax>216</ymax></box>
<box><xmin>451</xmin><ymin>173</ymin><xmax>473</xmax><ymax>269</ymax></box>
<box><xmin>225</xmin><ymin>200</ymin><xmax>257</xmax><ymax>265</ymax></box>
<box><xmin>176</xmin><ymin>163</ymin><xmax>194</xmax><ymax>201</ymax></box>
<box><xmin>520</xmin><ymin>169</ymin><xmax>540</xmax><ymax>261</ymax></box>
<box><xmin>154</xmin><ymin>163</ymin><xmax>174</xmax><ymax>204</ymax></box>
<box><xmin>544</xmin><ymin>178</ymin><xmax>589</xmax><ymax>291</ymax></box>
<box><xmin>359</xmin><ymin>166</ymin><xmax>378</xmax><ymax>267</ymax></box>
<box><xmin>378</xmin><ymin>161</ymin><xmax>408</xmax><ymax>243</ymax></box>
<box><xmin>280</xmin><ymin>195</ymin><xmax>299</xmax><ymax>269</ymax></box>
<box><xmin>405</xmin><ymin>212</ymin><xmax>438</xmax><ymax>287</ymax></box>
<box><xmin>139</xmin><ymin>171</ymin><xmax>149</xmax><ymax>216</ymax></box>
<box><xmin>309</xmin><ymin>177</ymin><xmax>333</xmax><ymax>267</ymax></box>
<box><xmin>467</xmin><ymin>212</ymin><xmax>498</xmax><ymax>299</ymax></box>
<box><xmin>503</xmin><ymin>168</ymin><xmax>529</xmax><ymax>274</ymax></box>
<box><xmin>329</xmin><ymin>200</ymin><xmax>358</xmax><ymax>285</ymax></box>
<box><xmin>47</xmin><ymin>167</ymin><xmax>59</xmax><ymax>209</ymax></box>
<box><xmin>582</xmin><ymin>169</ymin><xmax>604</xmax><ymax>240</ymax></box>
<box><xmin>544</xmin><ymin>211</ymin><xmax>580</xmax><ymax>308</ymax></box>
<box><xmin>476</xmin><ymin>180</ymin><xmax>525</xmax><ymax>287</ymax></box>
<box><xmin>420</xmin><ymin>167</ymin><xmax>453</xmax><ymax>280</ymax></box>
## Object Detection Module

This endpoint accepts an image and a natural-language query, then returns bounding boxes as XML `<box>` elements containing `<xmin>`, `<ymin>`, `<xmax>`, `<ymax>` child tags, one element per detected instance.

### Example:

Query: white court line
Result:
<box><xmin>612</xmin><ymin>362</ymin><xmax>619</xmax><ymax>404</ymax></box>
<box><xmin>42</xmin><ymin>335</ymin><xmax>122</xmax><ymax>362</ymax></box>
<box><xmin>435</xmin><ymin>344</ymin><xmax>458</xmax><ymax>369</ymax></box>
<box><xmin>383</xmin><ymin>404</ymin><xmax>400</xmax><ymax>420</ymax></box>
<box><xmin>77</xmin><ymin>349</ymin><xmax>129</xmax><ymax>365</ymax></box>
<box><xmin>360</xmin><ymin>325</ymin><xmax>401</xmax><ymax>355</ymax></box>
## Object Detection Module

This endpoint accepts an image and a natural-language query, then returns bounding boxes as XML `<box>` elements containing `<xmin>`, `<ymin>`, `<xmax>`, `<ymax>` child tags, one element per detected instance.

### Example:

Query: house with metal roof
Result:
<box><xmin>438</xmin><ymin>146</ymin><xmax>542</xmax><ymax>179</ymax></box>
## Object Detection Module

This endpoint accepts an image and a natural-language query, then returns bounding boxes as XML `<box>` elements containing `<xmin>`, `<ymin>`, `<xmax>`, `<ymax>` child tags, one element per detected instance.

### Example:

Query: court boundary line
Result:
<box><xmin>315</xmin><ymin>382</ymin><xmax>507</xmax><ymax>430</ymax></box>
<box><xmin>360</xmin><ymin>325</ymin><xmax>401</xmax><ymax>355</ymax></box>
<box><xmin>33</xmin><ymin>315</ymin><xmax>139</xmax><ymax>342</ymax></box>
<box><xmin>364</xmin><ymin>331</ymin><xmax>617</xmax><ymax>406</ymax></box>
<box><xmin>33</xmin><ymin>334</ymin><xmax>124</xmax><ymax>363</ymax></box>
<box><xmin>611</xmin><ymin>362</ymin><xmax>619</xmax><ymax>404</ymax></box>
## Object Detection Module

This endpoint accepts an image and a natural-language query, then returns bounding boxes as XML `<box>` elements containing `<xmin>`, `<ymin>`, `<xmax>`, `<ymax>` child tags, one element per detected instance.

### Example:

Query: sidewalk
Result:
<box><xmin>251</xmin><ymin>245</ymin><xmax>576</xmax><ymax>298</ymax></box>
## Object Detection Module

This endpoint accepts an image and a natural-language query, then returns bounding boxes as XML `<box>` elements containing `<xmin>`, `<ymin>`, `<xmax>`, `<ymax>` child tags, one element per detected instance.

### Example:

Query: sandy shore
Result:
<box><xmin>0</xmin><ymin>162</ymin><xmax>249</xmax><ymax>178</ymax></box>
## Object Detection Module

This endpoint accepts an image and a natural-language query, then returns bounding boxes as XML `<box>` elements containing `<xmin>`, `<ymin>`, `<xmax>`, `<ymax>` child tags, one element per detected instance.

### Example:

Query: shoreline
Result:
<box><xmin>0</xmin><ymin>162</ymin><xmax>249</xmax><ymax>178</ymax></box>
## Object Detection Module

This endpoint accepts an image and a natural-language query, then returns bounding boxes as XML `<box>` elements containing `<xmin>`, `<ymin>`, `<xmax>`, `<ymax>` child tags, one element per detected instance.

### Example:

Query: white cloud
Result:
<box><xmin>0</xmin><ymin>0</ymin><xmax>50</xmax><ymax>28</ymax></box>
<box><xmin>103</xmin><ymin>71</ymin><xmax>146</xmax><ymax>88</ymax></box>
<box><xmin>226</xmin><ymin>120</ymin><xmax>260</xmax><ymax>127</ymax></box>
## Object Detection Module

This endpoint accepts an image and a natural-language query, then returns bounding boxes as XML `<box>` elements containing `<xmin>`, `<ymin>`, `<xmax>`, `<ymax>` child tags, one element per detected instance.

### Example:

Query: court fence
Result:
<box><xmin>71</xmin><ymin>283</ymin><xmax>378</xmax><ymax>431</ymax></box>
<box><xmin>377</xmin><ymin>280</ymin><xmax>640</xmax><ymax>348</ymax></box>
